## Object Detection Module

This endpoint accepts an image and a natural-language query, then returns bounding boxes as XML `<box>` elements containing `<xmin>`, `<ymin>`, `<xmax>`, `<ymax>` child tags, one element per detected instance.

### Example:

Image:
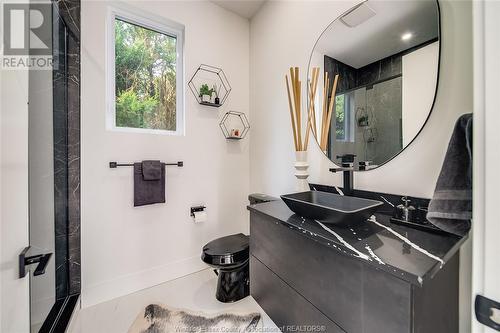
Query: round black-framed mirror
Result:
<box><xmin>307</xmin><ymin>0</ymin><xmax>440</xmax><ymax>171</ymax></box>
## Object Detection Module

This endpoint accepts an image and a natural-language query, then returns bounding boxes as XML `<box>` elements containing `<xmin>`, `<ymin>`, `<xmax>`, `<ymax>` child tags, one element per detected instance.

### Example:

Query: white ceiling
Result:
<box><xmin>210</xmin><ymin>0</ymin><xmax>266</xmax><ymax>19</ymax></box>
<box><xmin>315</xmin><ymin>0</ymin><xmax>439</xmax><ymax>68</ymax></box>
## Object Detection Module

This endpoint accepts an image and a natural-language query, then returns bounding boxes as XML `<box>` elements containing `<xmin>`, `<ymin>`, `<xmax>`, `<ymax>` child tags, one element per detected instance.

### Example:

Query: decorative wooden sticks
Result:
<box><xmin>286</xmin><ymin>67</ymin><xmax>302</xmax><ymax>151</ymax></box>
<box><xmin>285</xmin><ymin>67</ymin><xmax>320</xmax><ymax>152</ymax></box>
<box><xmin>321</xmin><ymin>73</ymin><xmax>339</xmax><ymax>150</ymax></box>
<box><xmin>285</xmin><ymin>67</ymin><xmax>339</xmax><ymax>152</ymax></box>
<box><xmin>305</xmin><ymin>67</ymin><xmax>320</xmax><ymax>149</ymax></box>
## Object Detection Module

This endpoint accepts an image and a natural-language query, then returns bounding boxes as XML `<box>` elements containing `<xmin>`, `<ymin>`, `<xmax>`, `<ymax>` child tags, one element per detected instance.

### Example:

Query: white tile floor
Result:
<box><xmin>69</xmin><ymin>268</ymin><xmax>280</xmax><ymax>333</ymax></box>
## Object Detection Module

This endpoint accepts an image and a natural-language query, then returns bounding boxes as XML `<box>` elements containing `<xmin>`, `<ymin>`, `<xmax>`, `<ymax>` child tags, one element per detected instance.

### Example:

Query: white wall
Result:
<box><xmin>250</xmin><ymin>1</ymin><xmax>472</xmax><ymax>332</ymax></box>
<box><xmin>250</xmin><ymin>0</ymin><xmax>355</xmax><ymax>196</ymax></box>
<box><xmin>81</xmin><ymin>0</ymin><xmax>250</xmax><ymax>308</ymax></box>
<box><xmin>472</xmin><ymin>1</ymin><xmax>500</xmax><ymax>332</ymax></box>
<box><xmin>0</xmin><ymin>68</ymin><xmax>30</xmax><ymax>333</ymax></box>
<box><xmin>402</xmin><ymin>41</ymin><xmax>439</xmax><ymax>146</ymax></box>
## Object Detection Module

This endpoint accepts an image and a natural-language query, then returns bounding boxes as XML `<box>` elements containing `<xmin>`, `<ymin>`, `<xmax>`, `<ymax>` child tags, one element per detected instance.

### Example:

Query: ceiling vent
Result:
<box><xmin>340</xmin><ymin>2</ymin><xmax>376</xmax><ymax>28</ymax></box>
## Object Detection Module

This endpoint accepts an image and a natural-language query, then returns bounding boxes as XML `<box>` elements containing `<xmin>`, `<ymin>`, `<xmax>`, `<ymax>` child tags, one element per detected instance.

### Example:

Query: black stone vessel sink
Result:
<box><xmin>281</xmin><ymin>191</ymin><xmax>383</xmax><ymax>226</ymax></box>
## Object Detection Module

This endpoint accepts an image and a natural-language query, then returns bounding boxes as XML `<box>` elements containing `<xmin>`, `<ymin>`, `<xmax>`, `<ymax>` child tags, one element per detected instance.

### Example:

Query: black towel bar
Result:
<box><xmin>109</xmin><ymin>161</ymin><xmax>183</xmax><ymax>168</ymax></box>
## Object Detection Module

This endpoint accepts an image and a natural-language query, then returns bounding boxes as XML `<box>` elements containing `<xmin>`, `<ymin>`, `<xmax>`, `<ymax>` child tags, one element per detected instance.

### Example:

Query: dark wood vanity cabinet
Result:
<box><xmin>249</xmin><ymin>203</ymin><xmax>462</xmax><ymax>333</ymax></box>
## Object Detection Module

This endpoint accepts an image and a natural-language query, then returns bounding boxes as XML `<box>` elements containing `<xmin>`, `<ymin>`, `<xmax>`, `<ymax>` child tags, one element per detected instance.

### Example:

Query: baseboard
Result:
<box><xmin>81</xmin><ymin>255</ymin><xmax>208</xmax><ymax>308</ymax></box>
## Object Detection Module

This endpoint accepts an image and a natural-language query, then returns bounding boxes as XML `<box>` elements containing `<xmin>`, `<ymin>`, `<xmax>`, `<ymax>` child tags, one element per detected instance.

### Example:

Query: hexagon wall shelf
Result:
<box><xmin>188</xmin><ymin>64</ymin><xmax>231</xmax><ymax>107</ymax></box>
<box><xmin>219</xmin><ymin>111</ymin><xmax>250</xmax><ymax>140</ymax></box>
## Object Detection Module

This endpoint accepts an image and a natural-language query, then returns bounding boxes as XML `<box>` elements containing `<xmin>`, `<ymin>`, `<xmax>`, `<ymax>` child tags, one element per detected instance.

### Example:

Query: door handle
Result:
<box><xmin>475</xmin><ymin>294</ymin><xmax>500</xmax><ymax>331</ymax></box>
<box><xmin>19</xmin><ymin>246</ymin><xmax>53</xmax><ymax>278</ymax></box>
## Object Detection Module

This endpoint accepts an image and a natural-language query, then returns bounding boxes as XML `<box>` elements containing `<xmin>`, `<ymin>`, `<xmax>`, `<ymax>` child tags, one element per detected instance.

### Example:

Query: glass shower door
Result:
<box><xmin>28</xmin><ymin>55</ymin><xmax>57</xmax><ymax>329</ymax></box>
<box><xmin>28</xmin><ymin>3</ymin><xmax>74</xmax><ymax>331</ymax></box>
<box><xmin>28</xmin><ymin>3</ymin><xmax>56</xmax><ymax>330</ymax></box>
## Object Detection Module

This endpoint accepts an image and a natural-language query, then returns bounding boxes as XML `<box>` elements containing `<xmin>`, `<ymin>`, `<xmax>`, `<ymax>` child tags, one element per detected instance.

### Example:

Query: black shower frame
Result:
<box><xmin>37</xmin><ymin>0</ymin><xmax>81</xmax><ymax>331</ymax></box>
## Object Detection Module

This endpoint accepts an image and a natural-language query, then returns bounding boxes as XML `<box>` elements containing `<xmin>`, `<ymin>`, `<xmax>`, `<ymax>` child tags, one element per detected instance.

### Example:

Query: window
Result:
<box><xmin>335</xmin><ymin>94</ymin><xmax>346</xmax><ymax>140</ymax></box>
<box><xmin>107</xmin><ymin>8</ymin><xmax>184</xmax><ymax>135</ymax></box>
<box><xmin>334</xmin><ymin>92</ymin><xmax>355</xmax><ymax>142</ymax></box>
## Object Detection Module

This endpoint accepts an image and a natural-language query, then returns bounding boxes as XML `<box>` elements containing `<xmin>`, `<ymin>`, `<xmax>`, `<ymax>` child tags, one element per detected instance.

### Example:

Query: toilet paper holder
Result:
<box><xmin>190</xmin><ymin>206</ymin><xmax>206</xmax><ymax>217</ymax></box>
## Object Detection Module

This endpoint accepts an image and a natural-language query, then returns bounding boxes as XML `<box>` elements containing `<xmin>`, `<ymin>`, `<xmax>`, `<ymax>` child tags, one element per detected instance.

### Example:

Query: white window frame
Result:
<box><xmin>334</xmin><ymin>92</ymin><xmax>355</xmax><ymax>143</ymax></box>
<box><xmin>106</xmin><ymin>5</ymin><xmax>185</xmax><ymax>135</ymax></box>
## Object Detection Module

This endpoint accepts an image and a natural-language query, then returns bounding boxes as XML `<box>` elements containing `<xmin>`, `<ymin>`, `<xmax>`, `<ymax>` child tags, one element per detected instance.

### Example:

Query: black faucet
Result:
<box><xmin>329</xmin><ymin>154</ymin><xmax>356</xmax><ymax>196</ymax></box>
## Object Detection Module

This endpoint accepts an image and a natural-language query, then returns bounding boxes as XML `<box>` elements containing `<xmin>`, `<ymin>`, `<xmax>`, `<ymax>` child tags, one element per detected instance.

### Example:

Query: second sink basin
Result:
<box><xmin>281</xmin><ymin>191</ymin><xmax>383</xmax><ymax>226</ymax></box>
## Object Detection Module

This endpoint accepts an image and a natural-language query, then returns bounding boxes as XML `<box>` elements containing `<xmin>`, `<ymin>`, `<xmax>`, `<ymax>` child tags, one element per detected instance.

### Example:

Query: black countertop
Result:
<box><xmin>248</xmin><ymin>200</ymin><xmax>468</xmax><ymax>286</ymax></box>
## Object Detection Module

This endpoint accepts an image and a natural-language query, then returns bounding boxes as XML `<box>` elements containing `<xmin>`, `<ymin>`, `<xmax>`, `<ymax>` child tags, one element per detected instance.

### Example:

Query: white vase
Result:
<box><xmin>294</xmin><ymin>151</ymin><xmax>310</xmax><ymax>192</ymax></box>
<box><xmin>201</xmin><ymin>94</ymin><xmax>211</xmax><ymax>103</ymax></box>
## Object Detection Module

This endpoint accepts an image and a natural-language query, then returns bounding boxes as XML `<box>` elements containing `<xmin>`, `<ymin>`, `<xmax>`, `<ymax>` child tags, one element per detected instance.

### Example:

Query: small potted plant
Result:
<box><xmin>199</xmin><ymin>84</ymin><xmax>214</xmax><ymax>103</ymax></box>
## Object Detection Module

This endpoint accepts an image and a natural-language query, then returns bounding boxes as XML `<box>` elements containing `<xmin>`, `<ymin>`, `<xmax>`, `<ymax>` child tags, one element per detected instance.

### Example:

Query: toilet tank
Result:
<box><xmin>248</xmin><ymin>193</ymin><xmax>278</xmax><ymax>205</ymax></box>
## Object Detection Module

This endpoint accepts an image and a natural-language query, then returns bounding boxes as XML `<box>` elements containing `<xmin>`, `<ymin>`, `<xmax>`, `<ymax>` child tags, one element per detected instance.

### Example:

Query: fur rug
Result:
<box><xmin>128</xmin><ymin>303</ymin><xmax>261</xmax><ymax>333</ymax></box>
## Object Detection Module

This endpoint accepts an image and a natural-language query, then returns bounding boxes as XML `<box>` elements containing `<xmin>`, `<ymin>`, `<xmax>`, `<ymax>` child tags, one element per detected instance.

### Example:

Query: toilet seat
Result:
<box><xmin>201</xmin><ymin>233</ymin><xmax>249</xmax><ymax>268</ymax></box>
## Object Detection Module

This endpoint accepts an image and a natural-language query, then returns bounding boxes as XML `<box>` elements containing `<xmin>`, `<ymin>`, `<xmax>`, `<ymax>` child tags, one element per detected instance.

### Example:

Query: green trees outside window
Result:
<box><xmin>335</xmin><ymin>94</ymin><xmax>345</xmax><ymax>140</ymax></box>
<box><xmin>115</xmin><ymin>19</ymin><xmax>177</xmax><ymax>131</ymax></box>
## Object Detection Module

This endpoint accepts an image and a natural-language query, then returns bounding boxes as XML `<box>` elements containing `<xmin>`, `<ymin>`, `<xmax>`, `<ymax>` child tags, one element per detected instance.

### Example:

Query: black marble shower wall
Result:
<box><xmin>53</xmin><ymin>0</ymin><xmax>80</xmax><ymax>299</ymax></box>
<box><xmin>324</xmin><ymin>53</ymin><xmax>402</xmax><ymax>94</ymax></box>
<box><xmin>323</xmin><ymin>57</ymin><xmax>357</xmax><ymax>94</ymax></box>
<box><xmin>324</xmin><ymin>39</ymin><xmax>438</xmax><ymax>93</ymax></box>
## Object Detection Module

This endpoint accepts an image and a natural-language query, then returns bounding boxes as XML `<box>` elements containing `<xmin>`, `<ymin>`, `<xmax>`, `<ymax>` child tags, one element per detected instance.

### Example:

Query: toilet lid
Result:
<box><xmin>202</xmin><ymin>233</ymin><xmax>249</xmax><ymax>266</ymax></box>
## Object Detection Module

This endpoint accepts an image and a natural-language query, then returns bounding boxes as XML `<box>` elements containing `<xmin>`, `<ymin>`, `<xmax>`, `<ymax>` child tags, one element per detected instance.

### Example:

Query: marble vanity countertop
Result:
<box><xmin>248</xmin><ymin>200</ymin><xmax>468</xmax><ymax>286</ymax></box>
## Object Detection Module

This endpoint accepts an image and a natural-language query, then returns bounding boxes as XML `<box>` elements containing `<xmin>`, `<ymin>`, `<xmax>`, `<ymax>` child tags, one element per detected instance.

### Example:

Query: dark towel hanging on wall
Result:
<box><xmin>427</xmin><ymin>113</ymin><xmax>473</xmax><ymax>236</ymax></box>
<box><xmin>134</xmin><ymin>161</ymin><xmax>165</xmax><ymax>207</ymax></box>
<box><xmin>142</xmin><ymin>160</ymin><xmax>162</xmax><ymax>180</ymax></box>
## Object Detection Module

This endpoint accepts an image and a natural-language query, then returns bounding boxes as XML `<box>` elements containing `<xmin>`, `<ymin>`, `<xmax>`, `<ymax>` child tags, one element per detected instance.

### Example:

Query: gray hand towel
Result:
<box><xmin>142</xmin><ymin>160</ymin><xmax>162</xmax><ymax>180</ymax></box>
<box><xmin>427</xmin><ymin>113</ymin><xmax>472</xmax><ymax>236</ymax></box>
<box><xmin>134</xmin><ymin>162</ymin><xmax>165</xmax><ymax>207</ymax></box>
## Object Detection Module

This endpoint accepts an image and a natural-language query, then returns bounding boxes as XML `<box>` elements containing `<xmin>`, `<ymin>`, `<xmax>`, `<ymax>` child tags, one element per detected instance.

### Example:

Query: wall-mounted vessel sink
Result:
<box><xmin>281</xmin><ymin>191</ymin><xmax>383</xmax><ymax>226</ymax></box>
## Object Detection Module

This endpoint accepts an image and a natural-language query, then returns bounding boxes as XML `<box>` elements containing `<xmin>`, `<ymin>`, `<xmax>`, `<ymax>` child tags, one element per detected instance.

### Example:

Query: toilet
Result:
<box><xmin>201</xmin><ymin>233</ymin><xmax>250</xmax><ymax>303</ymax></box>
<box><xmin>201</xmin><ymin>193</ymin><xmax>277</xmax><ymax>303</ymax></box>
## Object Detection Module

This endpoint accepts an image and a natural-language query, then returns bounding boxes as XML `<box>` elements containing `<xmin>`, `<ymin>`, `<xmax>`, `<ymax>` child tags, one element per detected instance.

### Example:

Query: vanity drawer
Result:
<box><xmin>250</xmin><ymin>211</ymin><xmax>412</xmax><ymax>333</ymax></box>
<box><xmin>250</xmin><ymin>255</ymin><xmax>344</xmax><ymax>333</ymax></box>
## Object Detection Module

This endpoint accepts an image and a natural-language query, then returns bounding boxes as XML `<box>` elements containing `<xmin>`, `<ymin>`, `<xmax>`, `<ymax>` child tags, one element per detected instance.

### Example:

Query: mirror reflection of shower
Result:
<box><xmin>308</xmin><ymin>0</ymin><xmax>440</xmax><ymax>170</ymax></box>
<box><xmin>330</xmin><ymin>77</ymin><xmax>402</xmax><ymax>166</ymax></box>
